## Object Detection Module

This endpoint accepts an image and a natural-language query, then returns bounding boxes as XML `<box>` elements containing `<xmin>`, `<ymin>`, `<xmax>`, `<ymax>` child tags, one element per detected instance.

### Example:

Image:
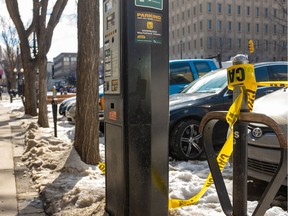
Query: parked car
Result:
<box><xmin>59</xmin><ymin>84</ymin><xmax>104</xmax><ymax>117</ymax></box>
<box><xmin>59</xmin><ymin>96</ymin><xmax>76</xmax><ymax>116</ymax></box>
<box><xmin>169</xmin><ymin>61</ymin><xmax>288</xmax><ymax>160</ymax></box>
<box><xmin>169</xmin><ymin>59</ymin><xmax>218</xmax><ymax>95</ymax></box>
<box><xmin>247</xmin><ymin>88</ymin><xmax>287</xmax><ymax>185</ymax></box>
<box><xmin>64</xmin><ymin>84</ymin><xmax>104</xmax><ymax>128</ymax></box>
<box><xmin>65</xmin><ymin>100</ymin><xmax>77</xmax><ymax>123</ymax></box>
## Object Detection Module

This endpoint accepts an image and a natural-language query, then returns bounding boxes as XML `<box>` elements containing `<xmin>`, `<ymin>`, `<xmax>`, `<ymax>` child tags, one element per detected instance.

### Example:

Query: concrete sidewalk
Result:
<box><xmin>0</xmin><ymin>94</ymin><xmax>46</xmax><ymax>216</ymax></box>
<box><xmin>0</xmin><ymin>97</ymin><xmax>18</xmax><ymax>216</ymax></box>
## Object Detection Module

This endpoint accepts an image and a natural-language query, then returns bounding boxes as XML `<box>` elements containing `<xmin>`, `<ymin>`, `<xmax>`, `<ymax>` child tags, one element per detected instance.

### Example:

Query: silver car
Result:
<box><xmin>247</xmin><ymin>88</ymin><xmax>288</xmax><ymax>185</ymax></box>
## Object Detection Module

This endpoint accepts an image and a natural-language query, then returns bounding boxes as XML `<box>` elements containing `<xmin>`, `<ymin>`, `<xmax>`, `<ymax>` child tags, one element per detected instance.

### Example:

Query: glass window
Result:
<box><xmin>194</xmin><ymin>62</ymin><xmax>213</xmax><ymax>77</ymax></box>
<box><xmin>227</xmin><ymin>4</ymin><xmax>232</xmax><ymax>14</ymax></box>
<box><xmin>238</xmin><ymin>22</ymin><xmax>241</xmax><ymax>32</ymax></box>
<box><xmin>256</xmin><ymin>23</ymin><xmax>260</xmax><ymax>33</ymax></box>
<box><xmin>208</xmin><ymin>20</ymin><xmax>212</xmax><ymax>30</ymax></box>
<box><xmin>218</xmin><ymin>3</ymin><xmax>222</xmax><ymax>13</ymax></box>
<box><xmin>237</xmin><ymin>5</ymin><xmax>241</xmax><ymax>15</ymax></box>
<box><xmin>256</xmin><ymin>7</ymin><xmax>260</xmax><ymax>17</ymax></box>
<box><xmin>254</xmin><ymin>66</ymin><xmax>269</xmax><ymax>81</ymax></box>
<box><xmin>247</xmin><ymin>6</ymin><xmax>250</xmax><ymax>16</ymax></box>
<box><xmin>228</xmin><ymin>21</ymin><xmax>232</xmax><ymax>32</ymax></box>
<box><xmin>170</xmin><ymin>62</ymin><xmax>193</xmax><ymax>85</ymax></box>
<box><xmin>268</xmin><ymin>65</ymin><xmax>288</xmax><ymax>81</ymax></box>
<box><xmin>207</xmin><ymin>2</ymin><xmax>212</xmax><ymax>13</ymax></box>
<box><xmin>247</xmin><ymin>23</ymin><xmax>251</xmax><ymax>32</ymax></box>
<box><xmin>207</xmin><ymin>37</ymin><xmax>212</xmax><ymax>49</ymax></box>
<box><xmin>217</xmin><ymin>20</ymin><xmax>222</xmax><ymax>31</ymax></box>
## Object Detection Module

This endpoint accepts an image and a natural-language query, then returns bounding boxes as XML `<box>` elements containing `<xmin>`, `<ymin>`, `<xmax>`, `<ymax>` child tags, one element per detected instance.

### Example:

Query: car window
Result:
<box><xmin>194</xmin><ymin>62</ymin><xmax>213</xmax><ymax>77</ymax></box>
<box><xmin>255</xmin><ymin>64</ymin><xmax>288</xmax><ymax>82</ymax></box>
<box><xmin>170</xmin><ymin>62</ymin><xmax>193</xmax><ymax>85</ymax></box>
<box><xmin>268</xmin><ymin>65</ymin><xmax>288</xmax><ymax>81</ymax></box>
<box><xmin>254</xmin><ymin>66</ymin><xmax>269</xmax><ymax>82</ymax></box>
<box><xmin>182</xmin><ymin>69</ymin><xmax>227</xmax><ymax>94</ymax></box>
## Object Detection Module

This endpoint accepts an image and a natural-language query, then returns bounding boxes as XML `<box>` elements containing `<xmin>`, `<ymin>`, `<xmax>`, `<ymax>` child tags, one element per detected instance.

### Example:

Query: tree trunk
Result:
<box><xmin>74</xmin><ymin>0</ymin><xmax>100</xmax><ymax>165</ymax></box>
<box><xmin>38</xmin><ymin>57</ymin><xmax>49</xmax><ymax>127</ymax></box>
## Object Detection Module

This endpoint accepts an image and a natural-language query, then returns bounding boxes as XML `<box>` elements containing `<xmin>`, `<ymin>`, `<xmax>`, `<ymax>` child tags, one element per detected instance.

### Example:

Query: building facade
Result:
<box><xmin>52</xmin><ymin>53</ymin><xmax>77</xmax><ymax>88</ymax></box>
<box><xmin>169</xmin><ymin>0</ymin><xmax>287</xmax><ymax>62</ymax></box>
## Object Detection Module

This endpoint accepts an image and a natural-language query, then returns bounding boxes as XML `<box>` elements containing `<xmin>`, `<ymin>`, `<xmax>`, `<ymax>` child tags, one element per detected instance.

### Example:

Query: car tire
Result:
<box><xmin>170</xmin><ymin>119</ymin><xmax>203</xmax><ymax>160</ymax></box>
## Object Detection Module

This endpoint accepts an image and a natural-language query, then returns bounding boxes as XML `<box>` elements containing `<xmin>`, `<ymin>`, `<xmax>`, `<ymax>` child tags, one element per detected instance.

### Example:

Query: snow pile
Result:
<box><xmin>20</xmin><ymin>118</ymin><xmax>106</xmax><ymax>215</ymax></box>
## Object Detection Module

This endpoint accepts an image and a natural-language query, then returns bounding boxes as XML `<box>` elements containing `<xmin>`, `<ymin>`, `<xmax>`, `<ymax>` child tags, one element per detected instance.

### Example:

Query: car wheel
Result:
<box><xmin>170</xmin><ymin>119</ymin><xmax>203</xmax><ymax>160</ymax></box>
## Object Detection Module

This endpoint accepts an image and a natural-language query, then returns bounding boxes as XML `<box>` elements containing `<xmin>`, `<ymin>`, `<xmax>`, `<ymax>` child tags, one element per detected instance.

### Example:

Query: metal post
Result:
<box><xmin>231</xmin><ymin>54</ymin><xmax>249</xmax><ymax>216</ymax></box>
<box><xmin>51</xmin><ymin>86</ymin><xmax>57</xmax><ymax>137</ymax></box>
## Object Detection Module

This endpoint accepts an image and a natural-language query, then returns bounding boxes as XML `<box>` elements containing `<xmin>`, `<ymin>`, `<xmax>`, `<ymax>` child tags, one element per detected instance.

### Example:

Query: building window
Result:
<box><xmin>200</xmin><ymin>38</ymin><xmax>203</xmax><ymax>48</ymax></box>
<box><xmin>274</xmin><ymin>8</ymin><xmax>277</xmax><ymax>17</ymax></box>
<box><xmin>265</xmin><ymin>8</ymin><xmax>268</xmax><ymax>17</ymax></box>
<box><xmin>274</xmin><ymin>40</ymin><xmax>277</xmax><ymax>50</ymax></box>
<box><xmin>256</xmin><ymin>40</ymin><xmax>260</xmax><ymax>48</ymax></box>
<box><xmin>256</xmin><ymin>23</ymin><xmax>260</xmax><ymax>33</ymax></box>
<box><xmin>172</xmin><ymin>31</ymin><xmax>175</xmax><ymax>39</ymax></box>
<box><xmin>237</xmin><ymin>5</ymin><xmax>241</xmax><ymax>15</ymax></box>
<box><xmin>218</xmin><ymin>3</ymin><xmax>222</xmax><ymax>13</ymax></box>
<box><xmin>182</xmin><ymin>12</ymin><xmax>185</xmax><ymax>20</ymax></box>
<box><xmin>194</xmin><ymin>7</ymin><xmax>196</xmax><ymax>15</ymax></box>
<box><xmin>188</xmin><ymin>9</ymin><xmax>190</xmax><ymax>18</ymax></box>
<box><xmin>177</xmin><ymin>29</ymin><xmax>180</xmax><ymax>37</ymax></box>
<box><xmin>238</xmin><ymin>22</ymin><xmax>241</xmax><ymax>32</ymax></box>
<box><xmin>265</xmin><ymin>24</ymin><xmax>268</xmax><ymax>34</ymax></box>
<box><xmin>188</xmin><ymin>41</ymin><xmax>191</xmax><ymax>50</ymax></box>
<box><xmin>194</xmin><ymin>23</ymin><xmax>196</xmax><ymax>32</ymax></box>
<box><xmin>194</xmin><ymin>40</ymin><xmax>197</xmax><ymax>49</ymax></box>
<box><xmin>237</xmin><ymin>39</ymin><xmax>241</xmax><ymax>49</ymax></box>
<box><xmin>228</xmin><ymin>38</ymin><xmax>232</xmax><ymax>49</ymax></box>
<box><xmin>247</xmin><ymin>23</ymin><xmax>251</xmax><ymax>33</ymax></box>
<box><xmin>227</xmin><ymin>4</ymin><xmax>232</xmax><ymax>14</ymax></box>
<box><xmin>188</xmin><ymin>25</ymin><xmax>190</xmax><ymax>34</ymax></box>
<box><xmin>208</xmin><ymin>20</ymin><xmax>212</xmax><ymax>30</ymax></box>
<box><xmin>256</xmin><ymin>7</ymin><xmax>260</xmax><ymax>17</ymax></box>
<box><xmin>283</xmin><ymin>26</ymin><xmax>286</xmax><ymax>34</ymax></box>
<box><xmin>247</xmin><ymin>6</ymin><xmax>250</xmax><ymax>16</ymax></box>
<box><xmin>200</xmin><ymin>4</ymin><xmax>202</xmax><ymax>13</ymax></box>
<box><xmin>218</xmin><ymin>37</ymin><xmax>223</xmax><ymax>48</ymax></box>
<box><xmin>208</xmin><ymin>37</ymin><xmax>212</xmax><ymax>49</ymax></box>
<box><xmin>228</xmin><ymin>21</ymin><xmax>232</xmax><ymax>32</ymax></box>
<box><xmin>200</xmin><ymin>21</ymin><xmax>203</xmax><ymax>31</ymax></box>
<box><xmin>207</xmin><ymin>2</ymin><xmax>212</xmax><ymax>13</ymax></box>
<box><xmin>177</xmin><ymin>14</ymin><xmax>179</xmax><ymax>22</ymax></box>
<box><xmin>265</xmin><ymin>40</ymin><xmax>268</xmax><ymax>50</ymax></box>
<box><xmin>274</xmin><ymin>25</ymin><xmax>277</xmax><ymax>34</ymax></box>
<box><xmin>217</xmin><ymin>20</ymin><xmax>222</xmax><ymax>31</ymax></box>
<box><xmin>182</xmin><ymin>27</ymin><xmax>185</xmax><ymax>36</ymax></box>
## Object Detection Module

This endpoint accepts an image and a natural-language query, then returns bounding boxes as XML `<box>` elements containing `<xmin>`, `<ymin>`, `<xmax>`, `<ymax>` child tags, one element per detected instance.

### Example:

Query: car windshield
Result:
<box><xmin>181</xmin><ymin>69</ymin><xmax>227</xmax><ymax>94</ymax></box>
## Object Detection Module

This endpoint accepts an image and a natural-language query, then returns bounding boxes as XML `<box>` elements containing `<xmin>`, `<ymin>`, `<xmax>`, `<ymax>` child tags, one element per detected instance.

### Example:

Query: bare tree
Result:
<box><xmin>0</xmin><ymin>17</ymin><xmax>18</xmax><ymax>90</ymax></box>
<box><xmin>74</xmin><ymin>0</ymin><xmax>100</xmax><ymax>164</ymax></box>
<box><xmin>5</xmin><ymin>0</ymin><xmax>68</xmax><ymax>127</ymax></box>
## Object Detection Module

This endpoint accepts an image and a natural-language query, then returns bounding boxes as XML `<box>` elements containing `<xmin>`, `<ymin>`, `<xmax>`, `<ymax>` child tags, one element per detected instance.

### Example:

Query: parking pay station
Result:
<box><xmin>103</xmin><ymin>0</ymin><xmax>169</xmax><ymax>215</ymax></box>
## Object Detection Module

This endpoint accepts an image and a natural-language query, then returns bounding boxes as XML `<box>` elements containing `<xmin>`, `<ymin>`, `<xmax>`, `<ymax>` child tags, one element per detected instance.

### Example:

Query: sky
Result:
<box><xmin>0</xmin><ymin>0</ymin><xmax>103</xmax><ymax>61</ymax></box>
<box><xmin>1</xmin><ymin>96</ymin><xmax>287</xmax><ymax>216</ymax></box>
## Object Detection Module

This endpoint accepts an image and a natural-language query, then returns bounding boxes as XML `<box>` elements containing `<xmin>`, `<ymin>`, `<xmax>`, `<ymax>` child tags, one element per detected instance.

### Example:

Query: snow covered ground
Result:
<box><xmin>3</xmin><ymin>97</ymin><xmax>287</xmax><ymax>216</ymax></box>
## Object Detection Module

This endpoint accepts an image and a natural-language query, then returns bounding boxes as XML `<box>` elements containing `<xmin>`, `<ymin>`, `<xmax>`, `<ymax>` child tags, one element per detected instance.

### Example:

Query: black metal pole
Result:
<box><xmin>51</xmin><ymin>99</ymin><xmax>57</xmax><ymax>137</ymax></box>
<box><xmin>231</xmin><ymin>54</ymin><xmax>250</xmax><ymax>216</ymax></box>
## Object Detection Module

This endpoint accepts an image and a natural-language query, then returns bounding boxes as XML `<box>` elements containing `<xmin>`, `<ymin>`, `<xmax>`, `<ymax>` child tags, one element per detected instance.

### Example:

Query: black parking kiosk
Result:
<box><xmin>103</xmin><ymin>0</ymin><xmax>169</xmax><ymax>215</ymax></box>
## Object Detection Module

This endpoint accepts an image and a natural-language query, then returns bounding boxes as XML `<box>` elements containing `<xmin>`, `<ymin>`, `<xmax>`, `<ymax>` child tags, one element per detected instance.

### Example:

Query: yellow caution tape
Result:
<box><xmin>169</xmin><ymin>132</ymin><xmax>233</xmax><ymax>209</ymax></box>
<box><xmin>98</xmin><ymin>162</ymin><xmax>106</xmax><ymax>173</ymax></box>
<box><xmin>169</xmin><ymin>64</ymin><xmax>288</xmax><ymax>209</ymax></box>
